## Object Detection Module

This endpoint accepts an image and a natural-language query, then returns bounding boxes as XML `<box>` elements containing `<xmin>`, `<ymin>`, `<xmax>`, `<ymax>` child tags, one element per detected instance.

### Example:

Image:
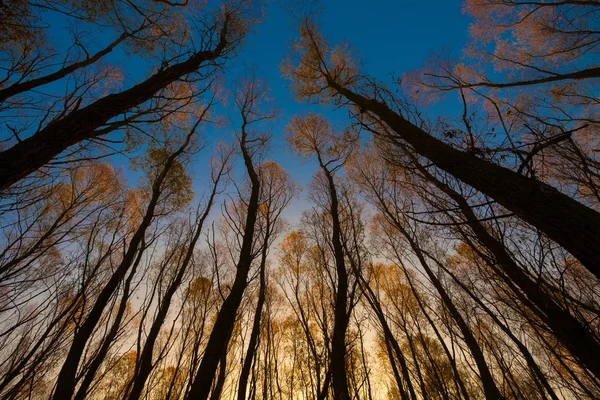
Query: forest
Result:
<box><xmin>0</xmin><ymin>0</ymin><xmax>599</xmax><ymax>399</ymax></box>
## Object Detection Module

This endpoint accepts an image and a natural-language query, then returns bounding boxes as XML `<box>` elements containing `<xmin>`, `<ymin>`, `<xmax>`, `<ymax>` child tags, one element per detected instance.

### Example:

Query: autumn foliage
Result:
<box><xmin>0</xmin><ymin>1</ymin><xmax>600</xmax><ymax>400</ymax></box>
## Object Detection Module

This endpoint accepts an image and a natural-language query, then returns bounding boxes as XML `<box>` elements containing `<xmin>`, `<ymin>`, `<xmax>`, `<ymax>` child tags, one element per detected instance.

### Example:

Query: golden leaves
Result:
<box><xmin>185</xmin><ymin>276</ymin><xmax>213</xmax><ymax>301</ymax></box>
<box><xmin>285</xmin><ymin>113</ymin><xmax>357</xmax><ymax>166</ymax></box>
<box><xmin>279</xmin><ymin>230</ymin><xmax>308</xmax><ymax>276</ymax></box>
<box><xmin>282</xmin><ymin>21</ymin><xmax>360</xmax><ymax>103</ymax></box>
<box><xmin>134</xmin><ymin>147</ymin><xmax>194</xmax><ymax>212</ymax></box>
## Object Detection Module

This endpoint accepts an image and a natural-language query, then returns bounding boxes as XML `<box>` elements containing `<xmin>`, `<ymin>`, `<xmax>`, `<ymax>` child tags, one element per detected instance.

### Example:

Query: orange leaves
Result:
<box><xmin>285</xmin><ymin>113</ymin><xmax>358</xmax><ymax>165</ymax></box>
<box><xmin>328</xmin><ymin>41</ymin><xmax>360</xmax><ymax>86</ymax></box>
<box><xmin>122</xmin><ymin>188</ymin><xmax>145</xmax><ymax>230</ymax></box>
<box><xmin>282</xmin><ymin>22</ymin><xmax>327</xmax><ymax>100</ymax></box>
<box><xmin>465</xmin><ymin>0</ymin><xmax>598</xmax><ymax>69</ymax></box>
<box><xmin>446</xmin><ymin>241</ymin><xmax>481</xmax><ymax>273</ymax></box>
<box><xmin>41</xmin><ymin>162</ymin><xmax>123</xmax><ymax>226</ymax></box>
<box><xmin>279</xmin><ymin>231</ymin><xmax>308</xmax><ymax>276</ymax></box>
<box><xmin>134</xmin><ymin>147</ymin><xmax>193</xmax><ymax>212</ymax></box>
<box><xmin>159</xmin><ymin>81</ymin><xmax>199</xmax><ymax>128</ymax></box>
<box><xmin>185</xmin><ymin>276</ymin><xmax>213</xmax><ymax>301</ymax></box>
<box><xmin>285</xmin><ymin>113</ymin><xmax>330</xmax><ymax>158</ymax></box>
<box><xmin>71</xmin><ymin>162</ymin><xmax>122</xmax><ymax>200</ymax></box>
<box><xmin>369</xmin><ymin>262</ymin><xmax>420</xmax><ymax>316</ymax></box>
<box><xmin>282</xmin><ymin>20</ymin><xmax>360</xmax><ymax>103</ymax></box>
<box><xmin>258</xmin><ymin>159</ymin><xmax>299</xmax><ymax>209</ymax></box>
<box><xmin>463</xmin><ymin>0</ymin><xmax>511</xmax><ymax>44</ymax></box>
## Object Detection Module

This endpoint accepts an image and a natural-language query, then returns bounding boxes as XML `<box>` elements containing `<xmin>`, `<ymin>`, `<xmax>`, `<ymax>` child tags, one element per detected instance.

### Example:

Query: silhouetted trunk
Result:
<box><xmin>537</xmin><ymin>333</ymin><xmax>599</xmax><ymax>398</ymax></box>
<box><xmin>386</xmin><ymin>216</ymin><xmax>503</xmax><ymax>399</ymax></box>
<box><xmin>441</xmin><ymin>262</ymin><xmax>560</xmax><ymax>400</ymax></box>
<box><xmin>409</xmin><ymin>155</ymin><xmax>600</xmax><ymax>381</ymax></box>
<box><xmin>126</xmin><ymin>177</ymin><xmax>221</xmax><ymax>400</ymax></box>
<box><xmin>237</xmin><ymin>238</ymin><xmax>269</xmax><ymax>400</ymax></box>
<box><xmin>411</xmin><ymin>286</ymin><xmax>471</xmax><ymax>400</ymax></box>
<box><xmin>381</xmin><ymin>319</ymin><xmax>417</xmax><ymax>400</ymax></box>
<box><xmin>356</xmin><ymin>323</ymin><xmax>374</xmax><ymax>400</ymax></box>
<box><xmin>327</xmin><ymin>79</ymin><xmax>600</xmax><ymax>281</ymax></box>
<box><xmin>72</xmin><ymin>244</ymin><xmax>145</xmax><ymax>400</ymax></box>
<box><xmin>0</xmin><ymin>299</ymin><xmax>79</xmax><ymax>397</ymax></box>
<box><xmin>383</xmin><ymin>336</ymin><xmax>410</xmax><ymax>400</ymax></box>
<box><xmin>52</xmin><ymin>199</ymin><xmax>156</xmax><ymax>400</ymax></box>
<box><xmin>185</xmin><ymin>125</ymin><xmax>261</xmax><ymax>400</ymax></box>
<box><xmin>316</xmin><ymin>369</ymin><xmax>332</xmax><ymax>400</ymax></box>
<box><xmin>51</xmin><ymin>128</ymin><xmax>196</xmax><ymax>400</ymax></box>
<box><xmin>0</xmin><ymin>30</ymin><xmax>136</xmax><ymax>104</ymax></box>
<box><xmin>319</xmin><ymin>163</ymin><xmax>351</xmax><ymax>400</ymax></box>
<box><xmin>404</xmin><ymin>330</ymin><xmax>427</xmax><ymax>397</ymax></box>
<box><xmin>412</xmin><ymin>322</ymin><xmax>452</xmax><ymax>400</ymax></box>
<box><xmin>209</xmin><ymin>349</ymin><xmax>228</xmax><ymax>400</ymax></box>
<box><xmin>0</xmin><ymin>19</ymin><xmax>230</xmax><ymax>191</ymax></box>
<box><xmin>461</xmin><ymin>66</ymin><xmax>600</xmax><ymax>89</ymax></box>
<box><xmin>357</xmin><ymin>277</ymin><xmax>418</xmax><ymax>400</ymax></box>
<box><xmin>294</xmin><ymin>290</ymin><xmax>326</xmax><ymax>398</ymax></box>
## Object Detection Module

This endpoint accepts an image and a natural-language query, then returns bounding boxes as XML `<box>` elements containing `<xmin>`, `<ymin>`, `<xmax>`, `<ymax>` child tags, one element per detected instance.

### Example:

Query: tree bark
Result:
<box><xmin>0</xmin><ymin>30</ymin><xmax>135</xmax><ymax>104</ymax></box>
<box><xmin>125</xmin><ymin>178</ymin><xmax>221</xmax><ymax>400</ymax></box>
<box><xmin>411</xmin><ymin>157</ymin><xmax>600</xmax><ymax>381</ymax></box>
<box><xmin>0</xmin><ymin>19</ymin><xmax>230</xmax><ymax>191</ymax></box>
<box><xmin>185</xmin><ymin>125</ymin><xmax>261</xmax><ymax>400</ymax></box>
<box><xmin>450</xmin><ymin>66</ymin><xmax>600</xmax><ymax>90</ymax></box>
<box><xmin>387</xmin><ymin>218</ymin><xmax>504</xmax><ymax>399</ymax></box>
<box><xmin>51</xmin><ymin>127</ymin><xmax>195</xmax><ymax>400</ymax></box>
<box><xmin>72</xmin><ymin>244</ymin><xmax>145</xmax><ymax>400</ymax></box>
<box><xmin>327</xmin><ymin>79</ymin><xmax>600</xmax><ymax>281</ymax></box>
<box><xmin>237</xmin><ymin>237</ymin><xmax>269</xmax><ymax>400</ymax></box>
<box><xmin>318</xmin><ymin>165</ymin><xmax>351</xmax><ymax>400</ymax></box>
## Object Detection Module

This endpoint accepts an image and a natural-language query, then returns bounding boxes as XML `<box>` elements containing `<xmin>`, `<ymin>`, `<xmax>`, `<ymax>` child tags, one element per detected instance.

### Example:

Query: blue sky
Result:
<box><xmin>222</xmin><ymin>0</ymin><xmax>472</xmax><ymax>218</ymax></box>
<box><xmin>40</xmin><ymin>0</ymin><xmax>472</xmax><ymax>222</ymax></box>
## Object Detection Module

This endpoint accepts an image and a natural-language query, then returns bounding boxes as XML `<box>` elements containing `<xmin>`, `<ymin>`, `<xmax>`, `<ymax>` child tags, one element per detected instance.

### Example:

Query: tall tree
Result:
<box><xmin>124</xmin><ymin>147</ymin><xmax>230</xmax><ymax>400</ymax></box>
<box><xmin>51</xmin><ymin>116</ymin><xmax>201</xmax><ymax>400</ymax></box>
<box><xmin>186</xmin><ymin>75</ymin><xmax>272</xmax><ymax>400</ymax></box>
<box><xmin>283</xmin><ymin>20</ymin><xmax>600</xmax><ymax>281</ymax></box>
<box><xmin>237</xmin><ymin>161</ymin><xmax>298</xmax><ymax>400</ymax></box>
<box><xmin>286</xmin><ymin>113</ymin><xmax>360</xmax><ymax>400</ymax></box>
<box><xmin>0</xmin><ymin>1</ymin><xmax>257</xmax><ymax>191</ymax></box>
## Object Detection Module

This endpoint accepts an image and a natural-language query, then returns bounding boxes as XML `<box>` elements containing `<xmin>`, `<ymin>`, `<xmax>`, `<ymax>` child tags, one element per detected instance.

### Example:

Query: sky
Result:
<box><xmin>42</xmin><ymin>0</ymin><xmax>473</xmax><ymax>223</ymax></box>
<box><xmin>224</xmin><ymin>0</ymin><xmax>472</xmax><ymax>219</ymax></box>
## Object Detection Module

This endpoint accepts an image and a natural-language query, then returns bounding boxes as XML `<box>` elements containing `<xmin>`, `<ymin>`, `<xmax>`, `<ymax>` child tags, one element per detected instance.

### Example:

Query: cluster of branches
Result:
<box><xmin>1</xmin><ymin>1</ymin><xmax>600</xmax><ymax>400</ymax></box>
<box><xmin>274</xmin><ymin>1</ymin><xmax>600</xmax><ymax>398</ymax></box>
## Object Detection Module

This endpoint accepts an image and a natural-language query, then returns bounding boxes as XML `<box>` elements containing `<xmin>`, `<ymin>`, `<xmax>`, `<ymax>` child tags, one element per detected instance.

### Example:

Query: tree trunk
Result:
<box><xmin>237</xmin><ymin>239</ymin><xmax>268</xmax><ymax>400</ymax></box>
<box><xmin>0</xmin><ymin>20</ymin><xmax>230</xmax><ymax>191</ymax></box>
<box><xmin>327</xmin><ymin>80</ymin><xmax>600</xmax><ymax>281</ymax></box>
<box><xmin>185</xmin><ymin>127</ymin><xmax>261</xmax><ymax>400</ymax></box>
<box><xmin>320</xmin><ymin>167</ymin><xmax>351</xmax><ymax>400</ymax></box>
<box><xmin>72</xmin><ymin>245</ymin><xmax>145</xmax><ymax>400</ymax></box>
<box><xmin>411</xmin><ymin>156</ymin><xmax>600</xmax><ymax>381</ymax></box>
<box><xmin>126</xmin><ymin>179</ymin><xmax>221</xmax><ymax>400</ymax></box>
<box><xmin>358</xmin><ymin>275</ymin><xmax>418</xmax><ymax>400</ymax></box>
<box><xmin>51</xmin><ymin>130</ymin><xmax>194</xmax><ymax>400</ymax></box>
<box><xmin>388</xmin><ymin>218</ymin><xmax>504</xmax><ymax>399</ymax></box>
<box><xmin>209</xmin><ymin>349</ymin><xmax>228</xmax><ymax>400</ymax></box>
<box><xmin>0</xmin><ymin>30</ymin><xmax>134</xmax><ymax>104</ymax></box>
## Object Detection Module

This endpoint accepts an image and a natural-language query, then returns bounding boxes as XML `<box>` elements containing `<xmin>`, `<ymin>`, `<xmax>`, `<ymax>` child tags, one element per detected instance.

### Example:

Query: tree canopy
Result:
<box><xmin>1</xmin><ymin>1</ymin><xmax>599</xmax><ymax>399</ymax></box>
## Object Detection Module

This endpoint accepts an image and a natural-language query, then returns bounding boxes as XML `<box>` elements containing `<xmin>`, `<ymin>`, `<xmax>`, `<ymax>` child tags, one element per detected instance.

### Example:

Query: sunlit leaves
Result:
<box><xmin>133</xmin><ymin>147</ymin><xmax>193</xmax><ymax>212</ymax></box>
<box><xmin>282</xmin><ymin>20</ymin><xmax>360</xmax><ymax>103</ymax></box>
<box><xmin>285</xmin><ymin>113</ymin><xmax>358</xmax><ymax>166</ymax></box>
